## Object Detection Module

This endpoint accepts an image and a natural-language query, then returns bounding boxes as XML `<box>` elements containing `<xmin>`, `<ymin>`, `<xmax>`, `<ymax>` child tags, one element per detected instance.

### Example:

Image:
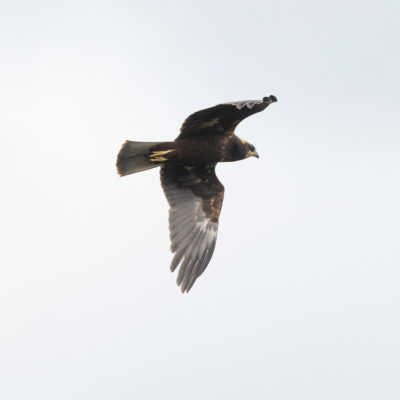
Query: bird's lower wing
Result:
<box><xmin>160</xmin><ymin>164</ymin><xmax>224</xmax><ymax>292</ymax></box>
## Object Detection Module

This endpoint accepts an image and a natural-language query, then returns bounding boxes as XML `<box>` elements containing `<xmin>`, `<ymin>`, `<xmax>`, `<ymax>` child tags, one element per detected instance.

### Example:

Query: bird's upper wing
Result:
<box><xmin>160</xmin><ymin>164</ymin><xmax>224</xmax><ymax>292</ymax></box>
<box><xmin>177</xmin><ymin>95</ymin><xmax>277</xmax><ymax>139</ymax></box>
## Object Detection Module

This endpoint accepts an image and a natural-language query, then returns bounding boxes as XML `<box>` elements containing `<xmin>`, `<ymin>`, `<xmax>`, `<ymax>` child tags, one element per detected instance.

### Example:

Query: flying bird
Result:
<box><xmin>116</xmin><ymin>95</ymin><xmax>277</xmax><ymax>292</ymax></box>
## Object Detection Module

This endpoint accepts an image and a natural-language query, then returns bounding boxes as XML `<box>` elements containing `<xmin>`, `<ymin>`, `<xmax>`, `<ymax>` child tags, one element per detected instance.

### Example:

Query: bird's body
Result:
<box><xmin>117</xmin><ymin>95</ymin><xmax>277</xmax><ymax>292</ymax></box>
<box><xmin>149</xmin><ymin>138</ymin><xmax>223</xmax><ymax>166</ymax></box>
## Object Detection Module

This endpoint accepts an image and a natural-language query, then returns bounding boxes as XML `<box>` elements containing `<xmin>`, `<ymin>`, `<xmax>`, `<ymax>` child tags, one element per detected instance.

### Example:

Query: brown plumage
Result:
<box><xmin>116</xmin><ymin>95</ymin><xmax>277</xmax><ymax>292</ymax></box>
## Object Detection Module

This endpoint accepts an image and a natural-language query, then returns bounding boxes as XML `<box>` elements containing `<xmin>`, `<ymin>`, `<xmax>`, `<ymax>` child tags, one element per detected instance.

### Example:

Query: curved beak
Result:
<box><xmin>246</xmin><ymin>149</ymin><xmax>259</xmax><ymax>159</ymax></box>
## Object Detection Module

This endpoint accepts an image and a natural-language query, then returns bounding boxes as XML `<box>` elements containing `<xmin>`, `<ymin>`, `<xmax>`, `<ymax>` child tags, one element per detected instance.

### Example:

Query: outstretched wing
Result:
<box><xmin>160</xmin><ymin>164</ymin><xmax>224</xmax><ymax>292</ymax></box>
<box><xmin>178</xmin><ymin>95</ymin><xmax>277</xmax><ymax>139</ymax></box>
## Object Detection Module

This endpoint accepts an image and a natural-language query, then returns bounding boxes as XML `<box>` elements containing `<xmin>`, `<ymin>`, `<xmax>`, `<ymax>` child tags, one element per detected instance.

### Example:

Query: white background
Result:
<box><xmin>1</xmin><ymin>1</ymin><xmax>399</xmax><ymax>399</ymax></box>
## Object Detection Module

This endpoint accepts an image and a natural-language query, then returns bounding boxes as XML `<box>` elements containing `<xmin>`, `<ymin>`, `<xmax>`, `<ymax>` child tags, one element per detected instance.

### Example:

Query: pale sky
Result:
<box><xmin>1</xmin><ymin>1</ymin><xmax>399</xmax><ymax>399</ymax></box>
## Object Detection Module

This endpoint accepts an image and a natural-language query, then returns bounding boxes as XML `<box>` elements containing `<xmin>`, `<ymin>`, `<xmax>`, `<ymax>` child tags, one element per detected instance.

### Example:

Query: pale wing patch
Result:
<box><xmin>225</xmin><ymin>99</ymin><xmax>264</xmax><ymax>110</ymax></box>
<box><xmin>199</xmin><ymin>118</ymin><xmax>219</xmax><ymax>128</ymax></box>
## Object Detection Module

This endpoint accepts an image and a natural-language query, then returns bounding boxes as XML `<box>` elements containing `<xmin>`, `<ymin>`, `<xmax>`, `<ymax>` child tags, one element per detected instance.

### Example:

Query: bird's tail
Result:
<box><xmin>116</xmin><ymin>140</ymin><xmax>163</xmax><ymax>176</ymax></box>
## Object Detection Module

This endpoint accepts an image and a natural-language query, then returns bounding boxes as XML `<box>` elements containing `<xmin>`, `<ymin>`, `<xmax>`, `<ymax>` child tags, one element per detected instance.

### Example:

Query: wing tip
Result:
<box><xmin>263</xmin><ymin>95</ymin><xmax>278</xmax><ymax>104</ymax></box>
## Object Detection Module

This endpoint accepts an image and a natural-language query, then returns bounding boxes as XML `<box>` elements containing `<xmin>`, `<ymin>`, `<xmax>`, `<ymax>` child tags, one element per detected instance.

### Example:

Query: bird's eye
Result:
<box><xmin>249</xmin><ymin>145</ymin><xmax>255</xmax><ymax>152</ymax></box>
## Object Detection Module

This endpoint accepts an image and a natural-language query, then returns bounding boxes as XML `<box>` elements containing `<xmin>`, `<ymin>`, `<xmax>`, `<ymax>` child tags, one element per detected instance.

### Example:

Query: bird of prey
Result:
<box><xmin>116</xmin><ymin>95</ymin><xmax>277</xmax><ymax>292</ymax></box>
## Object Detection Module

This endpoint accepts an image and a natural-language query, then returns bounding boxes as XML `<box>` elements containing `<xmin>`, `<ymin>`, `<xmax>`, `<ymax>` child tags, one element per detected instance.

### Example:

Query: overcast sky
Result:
<box><xmin>1</xmin><ymin>1</ymin><xmax>399</xmax><ymax>399</ymax></box>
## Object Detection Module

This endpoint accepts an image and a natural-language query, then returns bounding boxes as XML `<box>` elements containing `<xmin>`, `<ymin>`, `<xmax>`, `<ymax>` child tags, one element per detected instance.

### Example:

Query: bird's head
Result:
<box><xmin>241</xmin><ymin>139</ymin><xmax>259</xmax><ymax>159</ymax></box>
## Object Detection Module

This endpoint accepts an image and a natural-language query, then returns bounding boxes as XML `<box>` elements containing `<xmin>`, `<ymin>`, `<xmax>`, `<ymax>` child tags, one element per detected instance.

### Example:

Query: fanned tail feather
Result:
<box><xmin>116</xmin><ymin>141</ymin><xmax>163</xmax><ymax>176</ymax></box>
